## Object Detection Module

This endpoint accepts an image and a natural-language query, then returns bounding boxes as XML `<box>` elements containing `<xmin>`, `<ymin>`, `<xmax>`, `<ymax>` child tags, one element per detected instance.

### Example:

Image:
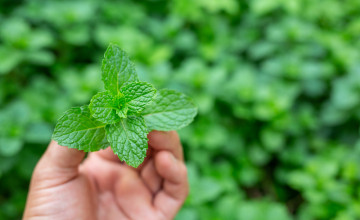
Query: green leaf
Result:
<box><xmin>121</xmin><ymin>82</ymin><xmax>156</xmax><ymax>114</ymax></box>
<box><xmin>105</xmin><ymin>116</ymin><xmax>148</xmax><ymax>167</ymax></box>
<box><xmin>89</xmin><ymin>91</ymin><xmax>127</xmax><ymax>124</ymax></box>
<box><xmin>101</xmin><ymin>43</ymin><xmax>138</xmax><ymax>95</ymax></box>
<box><xmin>116</xmin><ymin>107</ymin><xmax>128</xmax><ymax>118</ymax></box>
<box><xmin>0</xmin><ymin>137</ymin><xmax>23</xmax><ymax>157</ymax></box>
<box><xmin>52</xmin><ymin>106</ymin><xmax>109</xmax><ymax>152</ymax></box>
<box><xmin>142</xmin><ymin>89</ymin><xmax>198</xmax><ymax>131</ymax></box>
<box><xmin>24</xmin><ymin>122</ymin><xmax>53</xmax><ymax>144</ymax></box>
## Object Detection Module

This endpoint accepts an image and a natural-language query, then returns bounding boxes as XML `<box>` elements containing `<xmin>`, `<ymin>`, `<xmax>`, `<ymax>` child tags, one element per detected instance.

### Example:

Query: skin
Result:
<box><xmin>23</xmin><ymin>131</ymin><xmax>189</xmax><ymax>220</ymax></box>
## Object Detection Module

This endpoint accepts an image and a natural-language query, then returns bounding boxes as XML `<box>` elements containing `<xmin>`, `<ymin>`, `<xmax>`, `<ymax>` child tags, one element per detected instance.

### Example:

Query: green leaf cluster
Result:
<box><xmin>2</xmin><ymin>0</ymin><xmax>360</xmax><ymax>219</ymax></box>
<box><xmin>52</xmin><ymin>44</ymin><xmax>197</xmax><ymax>167</ymax></box>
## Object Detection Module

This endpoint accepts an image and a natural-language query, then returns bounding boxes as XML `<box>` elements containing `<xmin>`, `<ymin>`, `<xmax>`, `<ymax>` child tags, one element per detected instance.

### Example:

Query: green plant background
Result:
<box><xmin>1</xmin><ymin>0</ymin><xmax>360</xmax><ymax>219</ymax></box>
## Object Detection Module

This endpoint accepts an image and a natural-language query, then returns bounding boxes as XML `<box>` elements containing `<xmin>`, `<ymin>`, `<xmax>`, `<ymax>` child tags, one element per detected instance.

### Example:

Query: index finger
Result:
<box><xmin>90</xmin><ymin>130</ymin><xmax>183</xmax><ymax>166</ymax></box>
<box><xmin>148</xmin><ymin>131</ymin><xmax>183</xmax><ymax>161</ymax></box>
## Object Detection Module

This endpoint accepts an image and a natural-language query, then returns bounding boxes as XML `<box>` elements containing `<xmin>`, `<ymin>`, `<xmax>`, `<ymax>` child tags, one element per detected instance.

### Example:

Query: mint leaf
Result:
<box><xmin>142</xmin><ymin>89</ymin><xmax>198</xmax><ymax>131</ymax></box>
<box><xmin>101</xmin><ymin>44</ymin><xmax>138</xmax><ymax>95</ymax></box>
<box><xmin>105</xmin><ymin>116</ymin><xmax>148</xmax><ymax>168</ymax></box>
<box><xmin>89</xmin><ymin>91</ymin><xmax>127</xmax><ymax>124</ymax></box>
<box><xmin>52</xmin><ymin>44</ymin><xmax>197</xmax><ymax>168</ymax></box>
<box><xmin>121</xmin><ymin>82</ymin><xmax>156</xmax><ymax>114</ymax></box>
<box><xmin>116</xmin><ymin>107</ymin><xmax>128</xmax><ymax>118</ymax></box>
<box><xmin>52</xmin><ymin>106</ymin><xmax>109</xmax><ymax>151</ymax></box>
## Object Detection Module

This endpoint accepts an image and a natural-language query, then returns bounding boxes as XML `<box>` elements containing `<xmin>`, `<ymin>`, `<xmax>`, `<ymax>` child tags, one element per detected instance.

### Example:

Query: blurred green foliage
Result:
<box><xmin>1</xmin><ymin>0</ymin><xmax>360</xmax><ymax>219</ymax></box>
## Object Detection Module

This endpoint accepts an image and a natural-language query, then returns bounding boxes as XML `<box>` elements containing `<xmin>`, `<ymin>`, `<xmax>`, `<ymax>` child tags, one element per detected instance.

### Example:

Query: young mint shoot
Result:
<box><xmin>52</xmin><ymin>44</ymin><xmax>198</xmax><ymax>167</ymax></box>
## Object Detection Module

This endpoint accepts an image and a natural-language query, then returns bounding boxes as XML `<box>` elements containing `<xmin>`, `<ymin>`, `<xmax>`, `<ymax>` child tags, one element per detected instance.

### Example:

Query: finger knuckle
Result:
<box><xmin>179</xmin><ymin>163</ymin><xmax>188</xmax><ymax>178</ymax></box>
<box><xmin>169</xmin><ymin>131</ymin><xmax>180</xmax><ymax>142</ymax></box>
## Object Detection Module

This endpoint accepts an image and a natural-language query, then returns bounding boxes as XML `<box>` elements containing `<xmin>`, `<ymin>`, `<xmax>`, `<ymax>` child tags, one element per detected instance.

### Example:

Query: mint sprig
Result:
<box><xmin>52</xmin><ymin>44</ymin><xmax>197</xmax><ymax>167</ymax></box>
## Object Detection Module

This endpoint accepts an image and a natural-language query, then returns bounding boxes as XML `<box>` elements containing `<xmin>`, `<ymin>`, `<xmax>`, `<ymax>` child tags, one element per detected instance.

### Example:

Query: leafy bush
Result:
<box><xmin>1</xmin><ymin>0</ymin><xmax>360</xmax><ymax>219</ymax></box>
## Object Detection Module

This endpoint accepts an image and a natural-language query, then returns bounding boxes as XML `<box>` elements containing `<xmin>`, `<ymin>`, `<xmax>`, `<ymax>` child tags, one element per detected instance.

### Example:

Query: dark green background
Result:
<box><xmin>1</xmin><ymin>0</ymin><xmax>360</xmax><ymax>219</ymax></box>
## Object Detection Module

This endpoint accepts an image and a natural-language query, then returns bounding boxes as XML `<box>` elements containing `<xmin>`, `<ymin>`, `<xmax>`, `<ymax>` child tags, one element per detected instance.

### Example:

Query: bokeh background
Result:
<box><xmin>1</xmin><ymin>0</ymin><xmax>360</xmax><ymax>219</ymax></box>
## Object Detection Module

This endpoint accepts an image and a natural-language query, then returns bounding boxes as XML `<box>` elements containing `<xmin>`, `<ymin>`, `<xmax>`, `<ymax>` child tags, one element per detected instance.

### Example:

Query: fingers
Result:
<box><xmin>140</xmin><ymin>131</ymin><xmax>184</xmax><ymax>196</ymax></box>
<box><xmin>93</xmin><ymin>131</ymin><xmax>183</xmax><ymax>169</ymax></box>
<box><xmin>115</xmin><ymin>168</ymin><xmax>155</xmax><ymax>219</ymax></box>
<box><xmin>32</xmin><ymin>141</ymin><xmax>85</xmax><ymax>187</ymax></box>
<box><xmin>93</xmin><ymin>146</ymin><xmax>153</xmax><ymax>171</ymax></box>
<box><xmin>140</xmin><ymin>159</ymin><xmax>162</xmax><ymax>194</ymax></box>
<box><xmin>148</xmin><ymin>131</ymin><xmax>183</xmax><ymax>160</ymax></box>
<box><xmin>94</xmin><ymin>146</ymin><xmax>120</xmax><ymax>162</ymax></box>
<box><xmin>154</xmin><ymin>151</ymin><xmax>189</xmax><ymax>219</ymax></box>
<box><xmin>155</xmin><ymin>151</ymin><xmax>189</xmax><ymax>199</ymax></box>
<box><xmin>43</xmin><ymin>141</ymin><xmax>85</xmax><ymax>169</ymax></box>
<box><xmin>80</xmin><ymin>152</ymin><xmax>135</xmax><ymax>193</ymax></box>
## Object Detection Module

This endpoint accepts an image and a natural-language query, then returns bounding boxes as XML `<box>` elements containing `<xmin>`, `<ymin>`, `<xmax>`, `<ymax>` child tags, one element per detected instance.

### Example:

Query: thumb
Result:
<box><xmin>43</xmin><ymin>141</ymin><xmax>85</xmax><ymax>169</ymax></box>
<box><xmin>32</xmin><ymin>141</ymin><xmax>85</xmax><ymax>187</ymax></box>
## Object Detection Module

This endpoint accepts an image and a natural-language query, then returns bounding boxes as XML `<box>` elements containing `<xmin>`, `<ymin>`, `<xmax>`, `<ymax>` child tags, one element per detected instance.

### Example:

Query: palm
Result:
<box><xmin>79</xmin><ymin>150</ymin><xmax>164</xmax><ymax>220</ymax></box>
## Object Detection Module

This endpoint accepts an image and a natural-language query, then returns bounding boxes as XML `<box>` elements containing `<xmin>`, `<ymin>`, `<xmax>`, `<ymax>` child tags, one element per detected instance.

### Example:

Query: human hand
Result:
<box><xmin>23</xmin><ymin>131</ymin><xmax>189</xmax><ymax>220</ymax></box>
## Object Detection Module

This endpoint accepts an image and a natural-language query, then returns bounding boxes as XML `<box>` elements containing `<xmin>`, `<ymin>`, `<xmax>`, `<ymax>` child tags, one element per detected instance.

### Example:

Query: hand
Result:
<box><xmin>23</xmin><ymin>131</ymin><xmax>189</xmax><ymax>220</ymax></box>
